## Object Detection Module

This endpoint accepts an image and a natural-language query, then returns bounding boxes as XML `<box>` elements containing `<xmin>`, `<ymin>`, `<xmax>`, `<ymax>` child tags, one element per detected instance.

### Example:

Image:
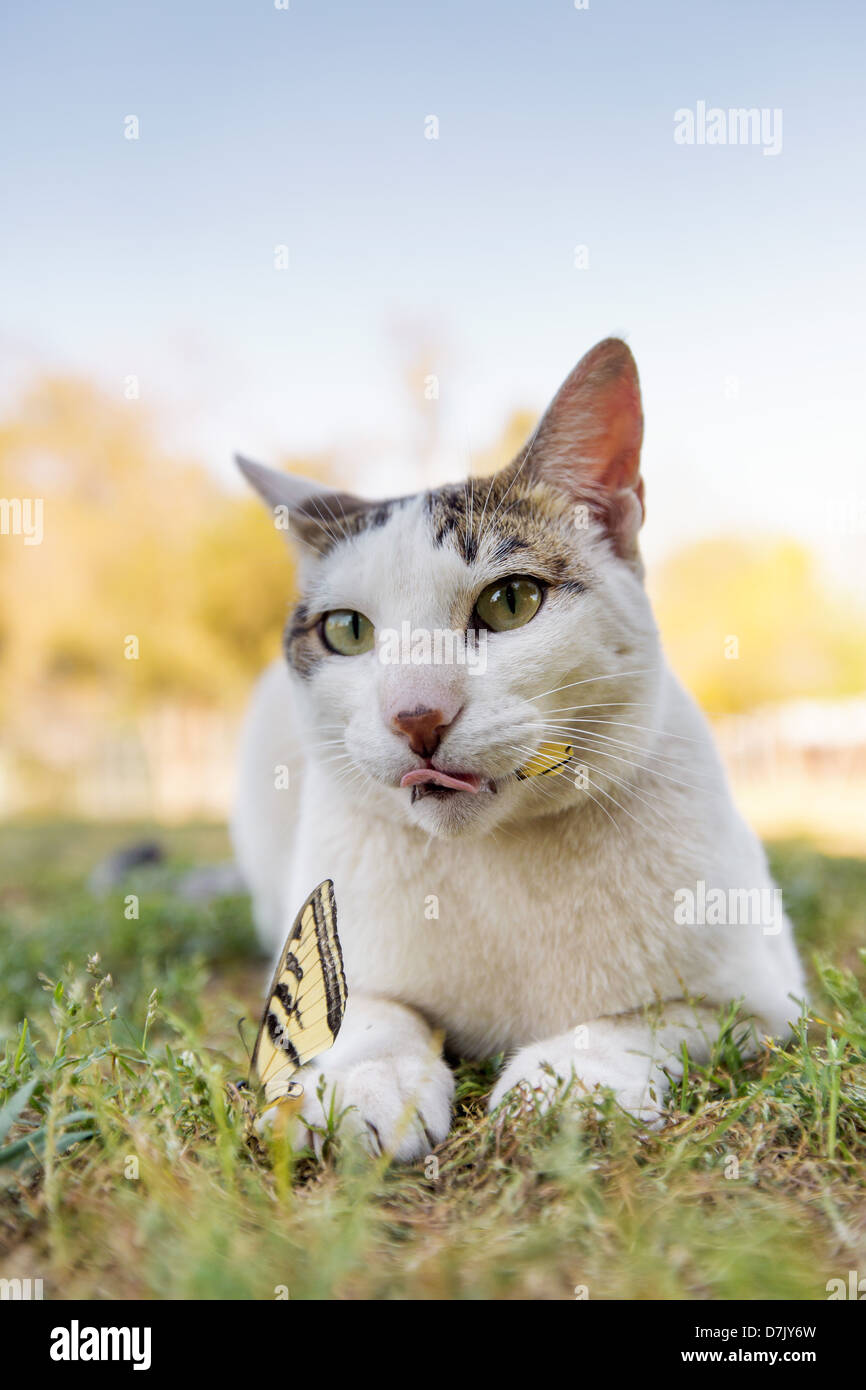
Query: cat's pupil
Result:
<box><xmin>505</xmin><ymin>584</ymin><xmax>516</xmax><ymax>615</ymax></box>
<box><xmin>351</xmin><ymin>612</ymin><xmax>360</xmax><ymax>641</ymax></box>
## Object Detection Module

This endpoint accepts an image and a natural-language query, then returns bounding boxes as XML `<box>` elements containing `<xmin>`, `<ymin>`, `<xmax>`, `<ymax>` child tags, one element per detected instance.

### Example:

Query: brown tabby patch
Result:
<box><xmin>283</xmin><ymin>602</ymin><xmax>326</xmax><ymax>680</ymax></box>
<box><xmin>423</xmin><ymin>468</ymin><xmax>582</xmax><ymax>581</ymax></box>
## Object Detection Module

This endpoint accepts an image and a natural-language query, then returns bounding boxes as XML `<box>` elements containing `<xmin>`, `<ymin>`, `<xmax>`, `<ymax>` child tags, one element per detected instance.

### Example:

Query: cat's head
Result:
<box><xmin>238</xmin><ymin>338</ymin><xmax>662</xmax><ymax>838</ymax></box>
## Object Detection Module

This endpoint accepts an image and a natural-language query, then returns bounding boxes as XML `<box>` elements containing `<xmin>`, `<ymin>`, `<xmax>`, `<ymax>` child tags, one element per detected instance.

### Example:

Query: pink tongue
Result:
<box><xmin>400</xmin><ymin>768</ymin><xmax>481</xmax><ymax>794</ymax></box>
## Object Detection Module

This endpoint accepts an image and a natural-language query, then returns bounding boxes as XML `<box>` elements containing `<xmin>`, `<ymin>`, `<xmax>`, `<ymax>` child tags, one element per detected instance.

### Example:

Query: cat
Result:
<box><xmin>231</xmin><ymin>337</ymin><xmax>804</xmax><ymax>1160</ymax></box>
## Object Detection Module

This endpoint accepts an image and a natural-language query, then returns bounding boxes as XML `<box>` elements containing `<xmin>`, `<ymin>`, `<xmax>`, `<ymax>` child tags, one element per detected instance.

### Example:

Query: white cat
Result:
<box><xmin>232</xmin><ymin>338</ymin><xmax>804</xmax><ymax>1159</ymax></box>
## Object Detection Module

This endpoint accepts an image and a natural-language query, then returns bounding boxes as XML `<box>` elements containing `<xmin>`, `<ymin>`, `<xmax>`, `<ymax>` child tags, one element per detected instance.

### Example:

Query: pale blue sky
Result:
<box><xmin>2</xmin><ymin>0</ymin><xmax>864</xmax><ymax>585</ymax></box>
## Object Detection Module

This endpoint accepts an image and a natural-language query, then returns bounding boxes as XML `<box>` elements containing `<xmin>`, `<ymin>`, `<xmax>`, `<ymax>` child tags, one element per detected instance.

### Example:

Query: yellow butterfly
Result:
<box><xmin>248</xmin><ymin>878</ymin><xmax>348</xmax><ymax>1125</ymax></box>
<box><xmin>516</xmin><ymin>741</ymin><xmax>574</xmax><ymax>780</ymax></box>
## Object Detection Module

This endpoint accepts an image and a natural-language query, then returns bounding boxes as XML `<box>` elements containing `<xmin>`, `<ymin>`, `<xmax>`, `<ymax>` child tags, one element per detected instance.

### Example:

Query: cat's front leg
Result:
<box><xmin>488</xmin><ymin>1005</ymin><xmax>743</xmax><ymax>1126</ymax></box>
<box><xmin>291</xmin><ymin>995</ymin><xmax>454</xmax><ymax>1161</ymax></box>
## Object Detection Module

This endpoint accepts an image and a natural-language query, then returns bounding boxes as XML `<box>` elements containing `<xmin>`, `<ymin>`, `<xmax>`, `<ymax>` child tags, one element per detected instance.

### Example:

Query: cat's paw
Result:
<box><xmin>489</xmin><ymin>1027</ymin><xmax>668</xmax><ymax>1127</ymax></box>
<box><xmin>298</xmin><ymin>1052</ymin><xmax>455</xmax><ymax>1162</ymax></box>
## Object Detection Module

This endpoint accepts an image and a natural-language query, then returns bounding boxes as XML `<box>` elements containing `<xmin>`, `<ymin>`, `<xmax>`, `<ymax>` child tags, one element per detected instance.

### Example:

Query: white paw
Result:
<box><xmin>489</xmin><ymin>1027</ymin><xmax>669</xmax><ymax>1127</ymax></box>
<box><xmin>294</xmin><ymin>1052</ymin><xmax>454</xmax><ymax>1162</ymax></box>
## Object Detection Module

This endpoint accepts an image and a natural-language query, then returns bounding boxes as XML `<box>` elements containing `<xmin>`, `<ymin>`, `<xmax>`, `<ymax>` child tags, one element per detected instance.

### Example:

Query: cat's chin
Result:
<box><xmin>404</xmin><ymin>782</ymin><xmax>503</xmax><ymax>838</ymax></box>
<box><xmin>405</xmin><ymin>774</ymin><xmax>586</xmax><ymax>838</ymax></box>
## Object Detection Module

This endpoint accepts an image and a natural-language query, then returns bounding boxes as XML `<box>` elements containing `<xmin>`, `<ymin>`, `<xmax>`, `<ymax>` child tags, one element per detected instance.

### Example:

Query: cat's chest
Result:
<box><xmin>289</xmin><ymin>781</ymin><xmax>662</xmax><ymax>1054</ymax></box>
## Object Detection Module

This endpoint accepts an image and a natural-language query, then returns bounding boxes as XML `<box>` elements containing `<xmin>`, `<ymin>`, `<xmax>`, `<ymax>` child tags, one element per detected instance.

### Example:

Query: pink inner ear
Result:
<box><xmin>527</xmin><ymin>339</ymin><xmax>646</xmax><ymax>550</ymax></box>
<box><xmin>541</xmin><ymin>340</ymin><xmax>644</xmax><ymax>495</ymax></box>
<box><xmin>581</xmin><ymin>371</ymin><xmax>644</xmax><ymax>494</ymax></box>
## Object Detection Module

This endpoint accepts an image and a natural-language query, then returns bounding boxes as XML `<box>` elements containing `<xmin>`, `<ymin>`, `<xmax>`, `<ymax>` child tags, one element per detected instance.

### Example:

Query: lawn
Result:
<box><xmin>1</xmin><ymin>822</ymin><xmax>865</xmax><ymax>1301</ymax></box>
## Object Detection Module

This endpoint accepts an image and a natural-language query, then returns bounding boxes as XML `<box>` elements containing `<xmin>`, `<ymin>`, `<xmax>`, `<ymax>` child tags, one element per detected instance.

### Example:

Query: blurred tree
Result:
<box><xmin>651</xmin><ymin>538</ymin><xmax>866</xmax><ymax>714</ymax></box>
<box><xmin>0</xmin><ymin>376</ymin><xmax>322</xmax><ymax>718</ymax></box>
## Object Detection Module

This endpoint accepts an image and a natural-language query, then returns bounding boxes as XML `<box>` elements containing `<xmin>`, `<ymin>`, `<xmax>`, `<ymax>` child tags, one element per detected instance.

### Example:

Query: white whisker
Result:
<box><xmin>530</xmin><ymin>722</ymin><xmax>694</xmax><ymax>771</ymax></box>
<box><xmin>553</xmin><ymin>736</ymin><xmax>706</xmax><ymax>795</ymax></box>
<box><xmin>530</xmin><ymin>668</ymin><xmax>659</xmax><ymax>704</ymax></box>
<box><xmin>538</xmin><ymin>711</ymin><xmax>702</xmax><ymax>744</ymax></box>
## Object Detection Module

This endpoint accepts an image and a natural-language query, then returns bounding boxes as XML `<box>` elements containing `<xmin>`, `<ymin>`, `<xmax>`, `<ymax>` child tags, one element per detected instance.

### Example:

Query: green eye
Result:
<box><xmin>322</xmin><ymin>610</ymin><xmax>375</xmax><ymax>655</ymax></box>
<box><xmin>474</xmin><ymin>576</ymin><xmax>543</xmax><ymax>632</ymax></box>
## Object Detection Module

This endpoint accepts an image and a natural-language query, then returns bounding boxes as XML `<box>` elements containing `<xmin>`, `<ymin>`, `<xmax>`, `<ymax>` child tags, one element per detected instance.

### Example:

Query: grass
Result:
<box><xmin>1</xmin><ymin>821</ymin><xmax>865</xmax><ymax>1301</ymax></box>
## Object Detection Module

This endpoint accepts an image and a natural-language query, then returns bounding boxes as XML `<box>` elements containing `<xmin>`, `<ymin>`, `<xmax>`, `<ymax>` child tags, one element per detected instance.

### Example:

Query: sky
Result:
<box><xmin>1</xmin><ymin>0</ymin><xmax>865</xmax><ymax>588</ymax></box>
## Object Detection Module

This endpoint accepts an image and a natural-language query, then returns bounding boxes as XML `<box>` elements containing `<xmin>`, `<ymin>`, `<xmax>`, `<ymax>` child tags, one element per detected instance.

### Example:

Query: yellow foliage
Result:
<box><xmin>650</xmin><ymin>538</ymin><xmax>866</xmax><ymax>713</ymax></box>
<box><xmin>0</xmin><ymin>377</ymin><xmax>305</xmax><ymax>716</ymax></box>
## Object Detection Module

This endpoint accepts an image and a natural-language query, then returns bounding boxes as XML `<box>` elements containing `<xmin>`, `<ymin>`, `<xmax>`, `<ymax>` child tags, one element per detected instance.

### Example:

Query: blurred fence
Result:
<box><xmin>714</xmin><ymin>697</ymin><xmax>866</xmax><ymax>850</ymax></box>
<box><xmin>0</xmin><ymin>705</ymin><xmax>239</xmax><ymax>822</ymax></box>
<box><xmin>714</xmin><ymin>698</ymin><xmax>866</xmax><ymax>778</ymax></box>
<box><xmin>1</xmin><ymin>696</ymin><xmax>864</xmax><ymax>846</ymax></box>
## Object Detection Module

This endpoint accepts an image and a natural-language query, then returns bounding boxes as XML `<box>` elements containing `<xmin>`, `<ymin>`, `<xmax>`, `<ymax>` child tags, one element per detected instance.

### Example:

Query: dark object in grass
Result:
<box><xmin>88</xmin><ymin>840</ymin><xmax>165</xmax><ymax>895</ymax></box>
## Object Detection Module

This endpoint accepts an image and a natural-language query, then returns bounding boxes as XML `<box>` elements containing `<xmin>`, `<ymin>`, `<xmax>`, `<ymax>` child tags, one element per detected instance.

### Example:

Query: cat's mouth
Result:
<box><xmin>400</xmin><ymin>766</ymin><xmax>495</xmax><ymax>803</ymax></box>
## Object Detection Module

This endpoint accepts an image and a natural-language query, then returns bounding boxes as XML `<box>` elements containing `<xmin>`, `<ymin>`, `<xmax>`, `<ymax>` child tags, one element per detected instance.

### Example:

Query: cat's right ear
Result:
<box><xmin>518</xmin><ymin>338</ymin><xmax>646</xmax><ymax>565</ymax></box>
<box><xmin>235</xmin><ymin>455</ymin><xmax>372</xmax><ymax>556</ymax></box>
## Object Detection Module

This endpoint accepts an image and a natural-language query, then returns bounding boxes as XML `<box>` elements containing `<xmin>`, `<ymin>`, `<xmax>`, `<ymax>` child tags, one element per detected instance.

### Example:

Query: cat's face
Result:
<box><xmin>240</xmin><ymin>338</ymin><xmax>660</xmax><ymax>838</ymax></box>
<box><xmin>284</xmin><ymin>475</ymin><xmax>659</xmax><ymax>838</ymax></box>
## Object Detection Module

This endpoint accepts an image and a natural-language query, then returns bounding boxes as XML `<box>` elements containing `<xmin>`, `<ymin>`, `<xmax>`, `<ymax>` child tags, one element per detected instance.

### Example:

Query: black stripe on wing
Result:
<box><xmin>309</xmin><ymin>879</ymin><xmax>347</xmax><ymax>1038</ymax></box>
<box><xmin>249</xmin><ymin>879</ymin><xmax>347</xmax><ymax>1093</ymax></box>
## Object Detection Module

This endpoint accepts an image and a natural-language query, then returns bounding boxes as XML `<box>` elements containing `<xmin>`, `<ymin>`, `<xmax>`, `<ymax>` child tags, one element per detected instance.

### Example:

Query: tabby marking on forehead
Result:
<box><xmin>424</xmin><ymin>474</ymin><xmax>583</xmax><ymax>579</ymax></box>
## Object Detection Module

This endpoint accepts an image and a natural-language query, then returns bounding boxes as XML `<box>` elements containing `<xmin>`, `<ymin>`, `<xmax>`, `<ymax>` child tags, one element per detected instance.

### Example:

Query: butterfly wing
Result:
<box><xmin>249</xmin><ymin>879</ymin><xmax>347</xmax><ymax>1107</ymax></box>
<box><xmin>516</xmin><ymin>741</ymin><xmax>574</xmax><ymax>779</ymax></box>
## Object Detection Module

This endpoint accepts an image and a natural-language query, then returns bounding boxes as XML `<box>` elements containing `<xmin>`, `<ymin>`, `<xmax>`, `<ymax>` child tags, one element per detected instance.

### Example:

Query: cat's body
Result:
<box><xmin>232</xmin><ymin>339</ymin><xmax>804</xmax><ymax>1158</ymax></box>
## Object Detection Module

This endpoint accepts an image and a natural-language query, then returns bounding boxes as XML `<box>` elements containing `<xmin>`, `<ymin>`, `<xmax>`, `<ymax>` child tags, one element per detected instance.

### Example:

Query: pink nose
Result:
<box><xmin>391</xmin><ymin>706</ymin><xmax>451</xmax><ymax>758</ymax></box>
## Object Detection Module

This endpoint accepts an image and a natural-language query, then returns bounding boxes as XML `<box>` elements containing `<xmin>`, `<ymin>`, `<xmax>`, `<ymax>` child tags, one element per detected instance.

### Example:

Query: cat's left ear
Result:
<box><xmin>522</xmin><ymin>338</ymin><xmax>645</xmax><ymax>562</ymax></box>
<box><xmin>235</xmin><ymin>455</ymin><xmax>375</xmax><ymax>555</ymax></box>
